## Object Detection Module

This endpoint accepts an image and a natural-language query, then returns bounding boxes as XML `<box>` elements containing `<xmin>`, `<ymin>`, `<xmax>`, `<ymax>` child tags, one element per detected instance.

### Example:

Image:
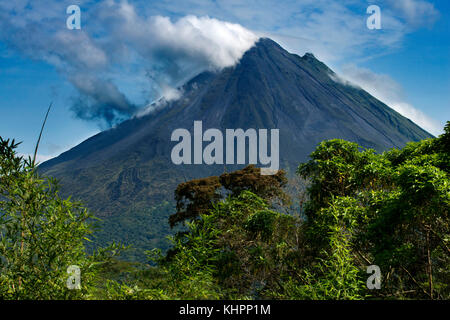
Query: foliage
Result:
<box><xmin>170</xmin><ymin>165</ymin><xmax>289</xmax><ymax>228</ymax></box>
<box><xmin>150</xmin><ymin>192</ymin><xmax>365</xmax><ymax>300</ymax></box>
<box><xmin>170</xmin><ymin>176</ymin><xmax>222</xmax><ymax>228</ymax></box>
<box><xmin>0</xmin><ymin>137</ymin><xmax>122</xmax><ymax>299</ymax></box>
<box><xmin>158</xmin><ymin>191</ymin><xmax>300</xmax><ymax>299</ymax></box>
<box><xmin>280</xmin><ymin>198</ymin><xmax>365</xmax><ymax>300</ymax></box>
<box><xmin>1</xmin><ymin>121</ymin><xmax>448</xmax><ymax>300</ymax></box>
<box><xmin>115</xmin><ymin>123</ymin><xmax>448</xmax><ymax>300</ymax></box>
<box><xmin>296</xmin><ymin>122</ymin><xmax>450</xmax><ymax>299</ymax></box>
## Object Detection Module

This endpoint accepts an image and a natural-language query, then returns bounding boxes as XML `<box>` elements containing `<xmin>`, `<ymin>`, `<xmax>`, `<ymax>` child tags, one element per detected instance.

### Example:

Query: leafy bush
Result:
<box><xmin>0</xmin><ymin>137</ymin><xmax>122</xmax><ymax>299</ymax></box>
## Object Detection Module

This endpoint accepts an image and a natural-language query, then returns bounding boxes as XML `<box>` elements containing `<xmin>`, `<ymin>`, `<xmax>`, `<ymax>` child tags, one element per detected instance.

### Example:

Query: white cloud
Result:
<box><xmin>141</xmin><ymin>0</ymin><xmax>437</xmax><ymax>63</ymax></box>
<box><xmin>152</xmin><ymin>15</ymin><xmax>258</xmax><ymax>69</ymax></box>
<box><xmin>333</xmin><ymin>64</ymin><xmax>441</xmax><ymax>135</ymax></box>
<box><xmin>133</xmin><ymin>83</ymin><xmax>184</xmax><ymax>118</ymax></box>
<box><xmin>98</xmin><ymin>1</ymin><xmax>259</xmax><ymax>70</ymax></box>
<box><xmin>385</xmin><ymin>0</ymin><xmax>439</xmax><ymax>27</ymax></box>
<box><xmin>0</xmin><ymin>0</ymin><xmax>259</xmax><ymax>126</ymax></box>
<box><xmin>0</xmin><ymin>0</ymin><xmax>441</xmax><ymax>130</ymax></box>
<box><xmin>160</xmin><ymin>84</ymin><xmax>183</xmax><ymax>102</ymax></box>
<box><xmin>18</xmin><ymin>153</ymin><xmax>55</xmax><ymax>164</ymax></box>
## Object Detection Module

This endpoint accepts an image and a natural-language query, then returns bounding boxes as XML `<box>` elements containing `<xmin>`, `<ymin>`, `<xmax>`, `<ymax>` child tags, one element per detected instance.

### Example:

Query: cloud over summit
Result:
<box><xmin>0</xmin><ymin>0</ymin><xmax>258</xmax><ymax>127</ymax></box>
<box><xmin>0</xmin><ymin>0</ymin><xmax>441</xmax><ymax>133</ymax></box>
<box><xmin>102</xmin><ymin>1</ymin><xmax>258</xmax><ymax>70</ymax></box>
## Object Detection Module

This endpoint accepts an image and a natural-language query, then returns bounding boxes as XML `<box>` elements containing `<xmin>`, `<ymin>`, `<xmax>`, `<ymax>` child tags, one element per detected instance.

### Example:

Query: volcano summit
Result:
<box><xmin>39</xmin><ymin>38</ymin><xmax>432</xmax><ymax>260</ymax></box>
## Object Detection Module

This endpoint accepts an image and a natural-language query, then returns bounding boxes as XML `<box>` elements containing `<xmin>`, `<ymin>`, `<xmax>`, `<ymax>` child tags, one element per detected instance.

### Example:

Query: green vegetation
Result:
<box><xmin>0</xmin><ymin>138</ymin><xmax>123</xmax><ymax>299</ymax></box>
<box><xmin>296</xmin><ymin>122</ymin><xmax>449</xmax><ymax>299</ymax></box>
<box><xmin>0</xmin><ymin>122</ymin><xmax>448</xmax><ymax>299</ymax></box>
<box><xmin>37</xmin><ymin>38</ymin><xmax>434</xmax><ymax>264</ymax></box>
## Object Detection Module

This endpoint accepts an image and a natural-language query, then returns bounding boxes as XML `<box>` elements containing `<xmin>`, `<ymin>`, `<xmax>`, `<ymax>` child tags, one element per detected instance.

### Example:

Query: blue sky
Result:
<box><xmin>0</xmin><ymin>0</ymin><xmax>448</xmax><ymax>162</ymax></box>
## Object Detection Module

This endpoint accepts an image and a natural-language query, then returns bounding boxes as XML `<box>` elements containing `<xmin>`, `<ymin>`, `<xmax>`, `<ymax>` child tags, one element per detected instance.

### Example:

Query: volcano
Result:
<box><xmin>40</xmin><ymin>38</ymin><xmax>432</xmax><ymax>260</ymax></box>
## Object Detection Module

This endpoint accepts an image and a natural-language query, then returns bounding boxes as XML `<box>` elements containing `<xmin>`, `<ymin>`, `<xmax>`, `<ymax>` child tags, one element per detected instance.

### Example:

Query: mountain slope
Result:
<box><xmin>40</xmin><ymin>38</ymin><xmax>432</xmax><ymax>260</ymax></box>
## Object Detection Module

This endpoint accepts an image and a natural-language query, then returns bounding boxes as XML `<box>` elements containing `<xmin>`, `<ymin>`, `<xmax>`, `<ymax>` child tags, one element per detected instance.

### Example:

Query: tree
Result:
<box><xmin>282</xmin><ymin>200</ymin><xmax>365</xmax><ymax>300</ymax></box>
<box><xmin>157</xmin><ymin>190</ymin><xmax>300</xmax><ymax>299</ymax></box>
<box><xmin>0</xmin><ymin>137</ymin><xmax>121</xmax><ymax>299</ymax></box>
<box><xmin>170</xmin><ymin>176</ymin><xmax>222</xmax><ymax>228</ymax></box>
<box><xmin>296</xmin><ymin>122</ymin><xmax>450</xmax><ymax>299</ymax></box>
<box><xmin>169</xmin><ymin>165</ymin><xmax>288</xmax><ymax>228</ymax></box>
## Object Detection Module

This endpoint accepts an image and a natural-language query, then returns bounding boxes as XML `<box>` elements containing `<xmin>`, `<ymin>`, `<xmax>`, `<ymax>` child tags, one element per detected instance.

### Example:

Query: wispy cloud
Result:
<box><xmin>333</xmin><ymin>64</ymin><xmax>441</xmax><ymax>135</ymax></box>
<box><xmin>0</xmin><ymin>0</ymin><xmax>258</xmax><ymax>127</ymax></box>
<box><xmin>385</xmin><ymin>0</ymin><xmax>440</xmax><ymax>27</ymax></box>
<box><xmin>0</xmin><ymin>0</ymin><xmax>441</xmax><ymax>130</ymax></box>
<box><xmin>140</xmin><ymin>0</ymin><xmax>439</xmax><ymax>63</ymax></box>
<box><xmin>18</xmin><ymin>153</ymin><xmax>55</xmax><ymax>164</ymax></box>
